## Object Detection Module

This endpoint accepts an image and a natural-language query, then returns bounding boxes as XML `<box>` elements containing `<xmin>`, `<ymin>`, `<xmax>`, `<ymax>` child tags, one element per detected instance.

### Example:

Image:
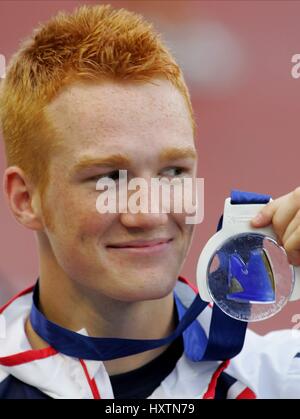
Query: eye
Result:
<box><xmin>161</xmin><ymin>167</ymin><xmax>186</xmax><ymax>177</ymax></box>
<box><xmin>88</xmin><ymin>170</ymin><xmax>121</xmax><ymax>182</ymax></box>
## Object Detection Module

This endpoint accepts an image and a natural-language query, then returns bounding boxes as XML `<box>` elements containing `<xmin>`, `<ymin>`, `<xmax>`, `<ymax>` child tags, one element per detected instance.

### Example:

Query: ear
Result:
<box><xmin>3</xmin><ymin>166</ymin><xmax>44</xmax><ymax>231</ymax></box>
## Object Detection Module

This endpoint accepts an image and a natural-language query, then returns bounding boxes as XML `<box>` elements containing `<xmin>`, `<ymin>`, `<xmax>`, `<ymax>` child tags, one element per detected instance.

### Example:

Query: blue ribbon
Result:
<box><xmin>29</xmin><ymin>190</ymin><xmax>269</xmax><ymax>361</ymax></box>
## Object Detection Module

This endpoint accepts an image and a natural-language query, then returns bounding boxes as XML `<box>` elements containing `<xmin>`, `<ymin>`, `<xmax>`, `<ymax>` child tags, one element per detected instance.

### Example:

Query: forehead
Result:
<box><xmin>45</xmin><ymin>79</ymin><xmax>194</xmax><ymax>166</ymax></box>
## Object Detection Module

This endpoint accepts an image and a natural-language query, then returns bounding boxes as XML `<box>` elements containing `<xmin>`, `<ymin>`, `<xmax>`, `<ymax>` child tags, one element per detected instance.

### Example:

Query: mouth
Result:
<box><xmin>106</xmin><ymin>238</ymin><xmax>174</xmax><ymax>254</ymax></box>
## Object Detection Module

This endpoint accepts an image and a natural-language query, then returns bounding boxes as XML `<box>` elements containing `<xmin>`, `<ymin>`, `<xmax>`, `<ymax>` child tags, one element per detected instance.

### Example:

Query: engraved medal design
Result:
<box><xmin>207</xmin><ymin>233</ymin><xmax>294</xmax><ymax>322</ymax></box>
<box><xmin>226</xmin><ymin>248</ymin><xmax>275</xmax><ymax>304</ymax></box>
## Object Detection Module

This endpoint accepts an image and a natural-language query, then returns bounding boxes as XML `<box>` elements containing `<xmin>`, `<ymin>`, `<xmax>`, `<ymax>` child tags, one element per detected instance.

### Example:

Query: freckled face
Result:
<box><xmin>41</xmin><ymin>79</ymin><xmax>196</xmax><ymax>302</ymax></box>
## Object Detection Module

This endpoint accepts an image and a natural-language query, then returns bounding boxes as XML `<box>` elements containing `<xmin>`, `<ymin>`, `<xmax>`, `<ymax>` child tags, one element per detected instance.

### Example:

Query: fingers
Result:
<box><xmin>282</xmin><ymin>209</ymin><xmax>300</xmax><ymax>245</ymax></box>
<box><xmin>250</xmin><ymin>188</ymin><xmax>300</xmax><ymax>267</ymax></box>
<box><xmin>251</xmin><ymin>197</ymin><xmax>281</xmax><ymax>227</ymax></box>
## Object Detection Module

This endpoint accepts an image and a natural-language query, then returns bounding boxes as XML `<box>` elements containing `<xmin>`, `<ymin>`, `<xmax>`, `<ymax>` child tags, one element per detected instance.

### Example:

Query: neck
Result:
<box><xmin>25</xmin><ymin>240</ymin><xmax>177</xmax><ymax>375</ymax></box>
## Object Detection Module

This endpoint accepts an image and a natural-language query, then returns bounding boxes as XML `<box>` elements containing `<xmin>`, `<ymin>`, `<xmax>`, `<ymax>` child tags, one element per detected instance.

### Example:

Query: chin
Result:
<box><xmin>109</xmin><ymin>273</ymin><xmax>177</xmax><ymax>303</ymax></box>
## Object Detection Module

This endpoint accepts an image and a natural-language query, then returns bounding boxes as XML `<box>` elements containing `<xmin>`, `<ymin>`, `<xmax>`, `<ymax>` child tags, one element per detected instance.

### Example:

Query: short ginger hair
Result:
<box><xmin>0</xmin><ymin>4</ymin><xmax>194</xmax><ymax>193</ymax></box>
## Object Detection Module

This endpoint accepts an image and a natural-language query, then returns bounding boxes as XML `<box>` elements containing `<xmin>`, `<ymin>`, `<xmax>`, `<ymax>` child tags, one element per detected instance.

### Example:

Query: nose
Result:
<box><xmin>118</xmin><ymin>175</ymin><xmax>170</xmax><ymax>228</ymax></box>
<box><xmin>120</xmin><ymin>211</ymin><xmax>168</xmax><ymax>229</ymax></box>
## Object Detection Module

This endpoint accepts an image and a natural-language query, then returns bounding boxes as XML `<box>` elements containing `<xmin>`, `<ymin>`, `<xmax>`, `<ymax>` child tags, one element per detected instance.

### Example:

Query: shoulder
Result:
<box><xmin>0</xmin><ymin>285</ymin><xmax>52</xmax><ymax>399</ymax></box>
<box><xmin>227</xmin><ymin>328</ymin><xmax>300</xmax><ymax>398</ymax></box>
<box><xmin>177</xmin><ymin>278</ymin><xmax>300</xmax><ymax>398</ymax></box>
<box><xmin>0</xmin><ymin>369</ymin><xmax>51</xmax><ymax>399</ymax></box>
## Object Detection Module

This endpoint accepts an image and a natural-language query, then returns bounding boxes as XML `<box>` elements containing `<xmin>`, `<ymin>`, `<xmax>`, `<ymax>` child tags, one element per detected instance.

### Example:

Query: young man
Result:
<box><xmin>0</xmin><ymin>5</ymin><xmax>299</xmax><ymax>399</ymax></box>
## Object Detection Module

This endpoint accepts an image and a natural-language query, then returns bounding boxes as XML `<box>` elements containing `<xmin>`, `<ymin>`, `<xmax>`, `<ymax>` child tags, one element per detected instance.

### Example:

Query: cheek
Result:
<box><xmin>77</xmin><ymin>211</ymin><xmax>117</xmax><ymax>243</ymax></box>
<box><xmin>42</xmin><ymin>187</ymin><xmax>108</xmax><ymax>237</ymax></box>
<box><xmin>172</xmin><ymin>212</ymin><xmax>194</xmax><ymax>237</ymax></box>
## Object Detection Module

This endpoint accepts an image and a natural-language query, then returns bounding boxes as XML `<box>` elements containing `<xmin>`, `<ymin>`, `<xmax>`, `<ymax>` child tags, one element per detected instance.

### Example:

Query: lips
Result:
<box><xmin>107</xmin><ymin>238</ymin><xmax>173</xmax><ymax>248</ymax></box>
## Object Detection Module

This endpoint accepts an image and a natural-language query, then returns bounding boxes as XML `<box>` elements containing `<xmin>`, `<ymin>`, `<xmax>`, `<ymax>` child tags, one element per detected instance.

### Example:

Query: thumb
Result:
<box><xmin>251</xmin><ymin>201</ymin><xmax>276</xmax><ymax>227</ymax></box>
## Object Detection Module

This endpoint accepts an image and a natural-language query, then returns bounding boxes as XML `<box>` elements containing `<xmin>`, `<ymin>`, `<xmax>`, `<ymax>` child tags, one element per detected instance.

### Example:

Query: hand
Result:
<box><xmin>251</xmin><ymin>187</ymin><xmax>300</xmax><ymax>266</ymax></box>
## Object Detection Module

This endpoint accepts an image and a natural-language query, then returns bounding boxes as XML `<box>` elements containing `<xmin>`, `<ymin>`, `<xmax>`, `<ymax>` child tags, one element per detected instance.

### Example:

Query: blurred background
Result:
<box><xmin>0</xmin><ymin>0</ymin><xmax>300</xmax><ymax>334</ymax></box>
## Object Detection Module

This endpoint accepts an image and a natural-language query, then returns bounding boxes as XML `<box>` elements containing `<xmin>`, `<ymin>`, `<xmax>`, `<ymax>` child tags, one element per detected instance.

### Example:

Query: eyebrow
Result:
<box><xmin>159</xmin><ymin>147</ymin><xmax>197</xmax><ymax>162</ymax></box>
<box><xmin>72</xmin><ymin>147</ymin><xmax>197</xmax><ymax>173</ymax></box>
<box><xmin>72</xmin><ymin>154</ymin><xmax>131</xmax><ymax>173</ymax></box>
